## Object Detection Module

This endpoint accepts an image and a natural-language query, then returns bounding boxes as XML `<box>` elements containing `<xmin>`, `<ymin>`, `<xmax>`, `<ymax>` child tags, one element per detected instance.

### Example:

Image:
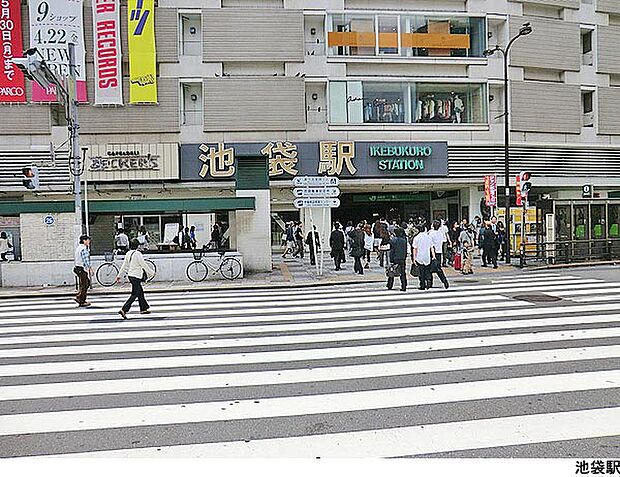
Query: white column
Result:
<box><xmin>234</xmin><ymin>190</ymin><xmax>272</xmax><ymax>273</ymax></box>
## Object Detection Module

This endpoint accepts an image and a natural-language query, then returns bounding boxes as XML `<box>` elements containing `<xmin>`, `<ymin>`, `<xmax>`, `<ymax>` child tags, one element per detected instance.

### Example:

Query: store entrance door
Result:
<box><xmin>334</xmin><ymin>192</ymin><xmax>432</xmax><ymax>225</ymax></box>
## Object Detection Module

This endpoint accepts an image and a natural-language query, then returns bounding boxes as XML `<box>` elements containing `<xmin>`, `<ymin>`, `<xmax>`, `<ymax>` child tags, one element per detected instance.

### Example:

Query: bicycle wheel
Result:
<box><xmin>144</xmin><ymin>259</ymin><xmax>156</xmax><ymax>282</ymax></box>
<box><xmin>96</xmin><ymin>263</ymin><xmax>119</xmax><ymax>287</ymax></box>
<box><xmin>219</xmin><ymin>257</ymin><xmax>242</xmax><ymax>280</ymax></box>
<box><xmin>186</xmin><ymin>261</ymin><xmax>208</xmax><ymax>282</ymax></box>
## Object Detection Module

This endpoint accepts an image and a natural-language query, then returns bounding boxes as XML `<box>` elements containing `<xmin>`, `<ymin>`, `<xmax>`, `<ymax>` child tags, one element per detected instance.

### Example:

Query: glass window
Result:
<box><xmin>362</xmin><ymin>82</ymin><xmax>407</xmax><ymax>123</ymax></box>
<box><xmin>378</xmin><ymin>16</ymin><xmax>399</xmax><ymax>55</ymax></box>
<box><xmin>412</xmin><ymin>83</ymin><xmax>487</xmax><ymax>124</ymax></box>
<box><xmin>143</xmin><ymin>216</ymin><xmax>161</xmax><ymax>246</ymax></box>
<box><xmin>329</xmin><ymin>14</ymin><xmax>375</xmax><ymax>56</ymax></box>
<box><xmin>327</xmin><ymin>13</ymin><xmax>486</xmax><ymax>58</ymax></box>
<box><xmin>330</xmin><ymin>81</ymin><xmax>487</xmax><ymax>125</ymax></box>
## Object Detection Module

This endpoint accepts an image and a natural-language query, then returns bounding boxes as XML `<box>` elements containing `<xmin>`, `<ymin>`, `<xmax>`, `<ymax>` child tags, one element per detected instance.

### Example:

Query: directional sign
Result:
<box><xmin>294</xmin><ymin>198</ymin><xmax>340</xmax><ymax>209</ymax></box>
<box><xmin>293</xmin><ymin>187</ymin><xmax>340</xmax><ymax>198</ymax></box>
<box><xmin>293</xmin><ymin>176</ymin><xmax>340</xmax><ymax>187</ymax></box>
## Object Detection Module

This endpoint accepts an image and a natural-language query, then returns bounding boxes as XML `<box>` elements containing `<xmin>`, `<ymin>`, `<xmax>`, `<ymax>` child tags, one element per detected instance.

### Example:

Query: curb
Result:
<box><xmin>0</xmin><ymin>276</ymin><xmax>387</xmax><ymax>300</ymax></box>
<box><xmin>523</xmin><ymin>260</ymin><xmax>620</xmax><ymax>271</ymax></box>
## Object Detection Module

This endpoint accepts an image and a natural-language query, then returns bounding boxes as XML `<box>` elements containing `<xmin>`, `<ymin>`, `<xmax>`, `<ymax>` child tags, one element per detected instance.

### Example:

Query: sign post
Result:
<box><xmin>293</xmin><ymin>177</ymin><xmax>340</xmax><ymax>276</ymax></box>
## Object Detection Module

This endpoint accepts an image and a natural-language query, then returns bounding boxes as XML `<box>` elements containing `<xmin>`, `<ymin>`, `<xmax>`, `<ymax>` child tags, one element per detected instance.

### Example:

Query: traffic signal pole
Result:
<box><xmin>68</xmin><ymin>43</ymin><xmax>83</xmax><ymax>242</ymax></box>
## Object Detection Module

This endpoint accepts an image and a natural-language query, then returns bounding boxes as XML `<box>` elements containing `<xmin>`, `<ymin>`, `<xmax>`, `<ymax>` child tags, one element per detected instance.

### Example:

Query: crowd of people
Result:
<box><xmin>281</xmin><ymin>215</ymin><xmax>507</xmax><ymax>292</ymax></box>
<box><xmin>113</xmin><ymin>222</ymin><xmax>226</xmax><ymax>253</ymax></box>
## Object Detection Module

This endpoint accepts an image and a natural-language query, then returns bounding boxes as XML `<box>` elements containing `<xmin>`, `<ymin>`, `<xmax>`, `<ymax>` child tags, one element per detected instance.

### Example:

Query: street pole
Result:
<box><xmin>503</xmin><ymin>51</ymin><xmax>511</xmax><ymax>264</ymax></box>
<box><xmin>68</xmin><ymin>43</ymin><xmax>82</xmax><ymax>242</ymax></box>
<box><xmin>82</xmin><ymin>147</ymin><xmax>90</xmax><ymax>236</ymax></box>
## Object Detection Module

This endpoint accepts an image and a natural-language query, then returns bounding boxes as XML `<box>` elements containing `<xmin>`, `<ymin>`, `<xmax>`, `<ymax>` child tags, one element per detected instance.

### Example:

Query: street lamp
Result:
<box><xmin>12</xmin><ymin>45</ymin><xmax>83</xmax><ymax>244</ymax></box>
<box><xmin>484</xmin><ymin>22</ymin><xmax>532</xmax><ymax>264</ymax></box>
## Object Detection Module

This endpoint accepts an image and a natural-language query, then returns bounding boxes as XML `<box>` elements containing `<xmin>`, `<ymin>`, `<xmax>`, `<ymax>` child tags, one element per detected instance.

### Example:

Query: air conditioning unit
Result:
<box><xmin>582</xmin><ymin>112</ymin><xmax>594</xmax><ymax>127</ymax></box>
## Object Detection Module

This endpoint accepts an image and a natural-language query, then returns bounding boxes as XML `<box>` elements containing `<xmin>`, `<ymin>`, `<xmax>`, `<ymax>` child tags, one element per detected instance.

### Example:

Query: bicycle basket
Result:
<box><xmin>104</xmin><ymin>252</ymin><xmax>114</xmax><ymax>262</ymax></box>
<box><xmin>192</xmin><ymin>250</ymin><xmax>203</xmax><ymax>261</ymax></box>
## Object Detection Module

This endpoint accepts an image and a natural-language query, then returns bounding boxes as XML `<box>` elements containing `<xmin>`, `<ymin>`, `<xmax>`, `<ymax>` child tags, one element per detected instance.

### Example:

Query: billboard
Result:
<box><xmin>128</xmin><ymin>0</ymin><xmax>157</xmax><ymax>103</ymax></box>
<box><xmin>92</xmin><ymin>0</ymin><xmax>122</xmax><ymax>105</ymax></box>
<box><xmin>29</xmin><ymin>0</ymin><xmax>88</xmax><ymax>102</ymax></box>
<box><xmin>0</xmin><ymin>0</ymin><xmax>26</xmax><ymax>103</ymax></box>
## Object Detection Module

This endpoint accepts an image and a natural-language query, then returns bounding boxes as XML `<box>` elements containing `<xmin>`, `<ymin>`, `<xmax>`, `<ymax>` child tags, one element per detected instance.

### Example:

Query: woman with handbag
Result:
<box><xmin>116</xmin><ymin>239</ymin><xmax>156</xmax><ymax>319</ymax></box>
<box><xmin>348</xmin><ymin>223</ymin><xmax>365</xmax><ymax>275</ymax></box>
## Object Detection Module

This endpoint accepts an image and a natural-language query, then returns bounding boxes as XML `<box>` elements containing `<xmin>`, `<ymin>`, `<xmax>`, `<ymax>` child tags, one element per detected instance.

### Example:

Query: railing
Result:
<box><xmin>517</xmin><ymin>238</ymin><xmax>620</xmax><ymax>268</ymax></box>
<box><xmin>179</xmin><ymin>40</ymin><xmax>202</xmax><ymax>57</ymax></box>
<box><xmin>181</xmin><ymin>109</ymin><xmax>202</xmax><ymax>126</ymax></box>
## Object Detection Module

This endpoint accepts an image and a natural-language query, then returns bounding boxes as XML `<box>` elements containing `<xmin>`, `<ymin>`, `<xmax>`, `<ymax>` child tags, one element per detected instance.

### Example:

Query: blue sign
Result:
<box><xmin>44</xmin><ymin>215</ymin><xmax>55</xmax><ymax>226</ymax></box>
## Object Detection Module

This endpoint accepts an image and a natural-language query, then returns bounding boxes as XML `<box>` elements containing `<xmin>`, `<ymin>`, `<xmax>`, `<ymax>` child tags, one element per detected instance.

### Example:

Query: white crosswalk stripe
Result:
<box><xmin>1</xmin><ymin>272</ymin><xmax>619</xmax><ymax>458</ymax></box>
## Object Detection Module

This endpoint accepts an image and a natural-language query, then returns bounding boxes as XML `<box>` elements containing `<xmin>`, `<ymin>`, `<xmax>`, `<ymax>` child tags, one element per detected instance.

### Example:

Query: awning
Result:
<box><xmin>0</xmin><ymin>197</ymin><xmax>255</xmax><ymax>215</ymax></box>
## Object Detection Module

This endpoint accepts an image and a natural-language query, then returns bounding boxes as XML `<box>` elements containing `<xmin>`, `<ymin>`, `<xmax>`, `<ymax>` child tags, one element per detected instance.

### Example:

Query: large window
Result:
<box><xmin>328</xmin><ymin>13</ymin><xmax>486</xmax><ymax>58</ymax></box>
<box><xmin>329</xmin><ymin>81</ymin><xmax>488</xmax><ymax>125</ymax></box>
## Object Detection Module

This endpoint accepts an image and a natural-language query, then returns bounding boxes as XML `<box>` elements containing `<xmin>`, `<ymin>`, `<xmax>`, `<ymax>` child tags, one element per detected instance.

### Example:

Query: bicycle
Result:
<box><xmin>186</xmin><ymin>249</ymin><xmax>242</xmax><ymax>282</ymax></box>
<box><xmin>96</xmin><ymin>250</ymin><xmax>157</xmax><ymax>287</ymax></box>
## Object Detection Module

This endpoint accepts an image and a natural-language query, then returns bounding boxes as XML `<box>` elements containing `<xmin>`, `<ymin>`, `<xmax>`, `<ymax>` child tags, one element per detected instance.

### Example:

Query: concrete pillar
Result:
<box><xmin>234</xmin><ymin>189</ymin><xmax>272</xmax><ymax>273</ymax></box>
<box><xmin>468</xmin><ymin>186</ymin><xmax>485</xmax><ymax>222</ymax></box>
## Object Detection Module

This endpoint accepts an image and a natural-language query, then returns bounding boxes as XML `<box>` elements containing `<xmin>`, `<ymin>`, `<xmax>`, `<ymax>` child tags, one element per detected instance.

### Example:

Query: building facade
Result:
<box><xmin>1</xmin><ymin>0</ymin><xmax>620</xmax><ymax>261</ymax></box>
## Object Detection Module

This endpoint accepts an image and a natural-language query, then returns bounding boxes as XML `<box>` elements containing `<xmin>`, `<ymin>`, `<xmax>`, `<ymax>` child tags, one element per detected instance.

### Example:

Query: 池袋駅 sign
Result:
<box><xmin>180</xmin><ymin>142</ymin><xmax>448</xmax><ymax>181</ymax></box>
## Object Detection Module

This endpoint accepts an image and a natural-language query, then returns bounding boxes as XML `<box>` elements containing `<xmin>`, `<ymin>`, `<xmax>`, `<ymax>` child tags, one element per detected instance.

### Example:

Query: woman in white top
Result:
<box><xmin>116</xmin><ymin>239</ymin><xmax>155</xmax><ymax>318</ymax></box>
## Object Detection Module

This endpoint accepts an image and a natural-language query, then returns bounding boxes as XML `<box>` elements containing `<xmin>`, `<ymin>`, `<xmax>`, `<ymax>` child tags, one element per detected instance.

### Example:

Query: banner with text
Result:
<box><xmin>92</xmin><ymin>0</ymin><xmax>122</xmax><ymax>105</ymax></box>
<box><xmin>128</xmin><ymin>0</ymin><xmax>156</xmax><ymax>103</ymax></box>
<box><xmin>0</xmin><ymin>0</ymin><xmax>26</xmax><ymax>102</ymax></box>
<box><xmin>29</xmin><ymin>0</ymin><xmax>87</xmax><ymax>102</ymax></box>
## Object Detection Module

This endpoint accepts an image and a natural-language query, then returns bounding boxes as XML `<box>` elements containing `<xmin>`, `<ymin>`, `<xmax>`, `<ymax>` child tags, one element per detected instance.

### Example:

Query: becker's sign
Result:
<box><xmin>86</xmin><ymin>143</ymin><xmax>179</xmax><ymax>181</ymax></box>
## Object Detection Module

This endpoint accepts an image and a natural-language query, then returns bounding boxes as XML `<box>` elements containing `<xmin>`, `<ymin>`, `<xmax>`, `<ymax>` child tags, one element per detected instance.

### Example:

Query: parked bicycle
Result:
<box><xmin>96</xmin><ymin>250</ymin><xmax>157</xmax><ymax>287</ymax></box>
<box><xmin>186</xmin><ymin>249</ymin><xmax>242</xmax><ymax>282</ymax></box>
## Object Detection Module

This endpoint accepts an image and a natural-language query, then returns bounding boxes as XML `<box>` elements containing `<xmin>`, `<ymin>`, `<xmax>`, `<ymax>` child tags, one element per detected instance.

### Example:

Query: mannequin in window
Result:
<box><xmin>453</xmin><ymin>94</ymin><xmax>464</xmax><ymax>123</ymax></box>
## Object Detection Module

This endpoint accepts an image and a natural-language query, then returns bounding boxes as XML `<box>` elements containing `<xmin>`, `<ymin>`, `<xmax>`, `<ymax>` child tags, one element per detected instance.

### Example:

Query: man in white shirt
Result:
<box><xmin>439</xmin><ymin>219</ymin><xmax>450</xmax><ymax>266</ymax></box>
<box><xmin>412</xmin><ymin>224</ymin><xmax>435</xmax><ymax>290</ymax></box>
<box><xmin>73</xmin><ymin>235</ymin><xmax>93</xmax><ymax>307</ymax></box>
<box><xmin>115</xmin><ymin>229</ymin><xmax>129</xmax><ymax>254</ymax></box>
<box><xmin>428</xmin><ymin>220</ymin><xmax>450</xmax><ymax>289</ymax></box>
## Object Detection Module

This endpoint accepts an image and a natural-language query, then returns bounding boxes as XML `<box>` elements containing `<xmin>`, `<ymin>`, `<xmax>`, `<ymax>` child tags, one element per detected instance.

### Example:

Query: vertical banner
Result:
<box><xmin>128</xmin><ymin>0</ymin><xmax>156</xmax><ymax>103</ymax></box>
<box><xmin>29</xmin><ymin>0</ymin><xmax>87</xmax><ymax>102</ymax></box>
<box><xmin>485</xmin><ymin>174</ymin><xmax>497</xmax><ymax>207</ymax></box>
<box><xmin>92</xmin><ymin>0</ymin><xmax>122</xmax><ymax>105</ymax></box>
<box><xmin>0</xmin><ymin>0</ymin><xmax>26</xmax><ymax>102</ymax></box>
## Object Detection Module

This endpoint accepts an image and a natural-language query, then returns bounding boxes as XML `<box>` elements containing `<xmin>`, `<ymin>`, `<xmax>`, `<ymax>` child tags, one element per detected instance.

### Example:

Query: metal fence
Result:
<box><xmin>518</xmin><ymin>238</ymin><xmax>620</xmax><ymax>267</ymax></box>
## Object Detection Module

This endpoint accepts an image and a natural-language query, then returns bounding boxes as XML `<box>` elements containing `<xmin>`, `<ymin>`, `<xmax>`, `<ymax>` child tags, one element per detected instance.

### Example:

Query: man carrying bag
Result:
<box><xmin>386</xmin><ymin>227</ymin><xmax>408</xmax><ymax>292</ymax></box>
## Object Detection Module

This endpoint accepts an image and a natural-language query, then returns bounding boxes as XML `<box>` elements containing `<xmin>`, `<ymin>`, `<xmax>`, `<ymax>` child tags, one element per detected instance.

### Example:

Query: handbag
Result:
<box><xmin>410</xmin><ymin>262</ymin><xmax>419</xmax><ymax>277</ymax></box>
<box><xmin>386</xmin><ymin>263</ymin><xmax>400</xmax><ymax>278</ymax></box>
<box><xmin>378</xmin><ymin>244</ymin><xmax>391</xmax><ymax>251</ymax></box>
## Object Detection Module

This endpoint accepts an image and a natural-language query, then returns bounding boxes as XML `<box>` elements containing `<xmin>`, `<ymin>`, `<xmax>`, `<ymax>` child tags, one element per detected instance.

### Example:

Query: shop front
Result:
<box><xmin>181</xmin><ymin>140</ymin><xmax>451</xmax><ymax>247</ymax></box>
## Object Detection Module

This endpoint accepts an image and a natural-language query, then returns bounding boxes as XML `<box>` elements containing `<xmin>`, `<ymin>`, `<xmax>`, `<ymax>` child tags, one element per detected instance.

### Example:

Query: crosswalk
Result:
<box><xmin>0</xmin><ymin>272</ymin><xmax>619</xmax><ymax>458</ymax></box>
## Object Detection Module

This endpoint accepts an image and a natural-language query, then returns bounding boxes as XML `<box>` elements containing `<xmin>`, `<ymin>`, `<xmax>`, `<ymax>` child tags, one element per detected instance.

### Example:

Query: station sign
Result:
<box><xmin>293</xmin><ymin>198</ymin><xmax>340</xmax><ymax>209</ymax></box>
<box><xmin>292</xmin><ymin>176</ymin><xmax>340</xmax><ymax>187</ymax></box>
<box><xmin>293</xmin><ymin>187</ymin><xmax>340</xmax><ymax>198</ymax></box>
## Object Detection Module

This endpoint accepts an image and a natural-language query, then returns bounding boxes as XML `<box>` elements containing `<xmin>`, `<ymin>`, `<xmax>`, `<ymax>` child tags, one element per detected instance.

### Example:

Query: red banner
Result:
<box><xmin>484</xmin><ymin>175</ymin><xmax>497</xmax><ymax>207</ymax></box>
<box><xmin>0</xmin><ymin>0</ymin><xmax>26</xmax><ymax>103</ymax></box>
<box><xmin>515</xmin><ymin>174</ymin><xmax>522</xmax><ymax>206</ymax></box>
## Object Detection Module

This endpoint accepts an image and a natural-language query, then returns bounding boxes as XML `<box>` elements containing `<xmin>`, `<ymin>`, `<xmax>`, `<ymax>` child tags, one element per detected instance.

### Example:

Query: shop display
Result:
<box><xmin>415</xmin><ymin>93</ymin><xmax>465</xmax><ymax>123</ymax></box>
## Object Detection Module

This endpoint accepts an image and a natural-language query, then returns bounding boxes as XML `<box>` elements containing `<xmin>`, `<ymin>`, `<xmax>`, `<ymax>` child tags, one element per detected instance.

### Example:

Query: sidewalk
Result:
<box><xmin>0</xmin><ymin>252</ymin><xmax>521</xmax><ymax>299</ymax></box>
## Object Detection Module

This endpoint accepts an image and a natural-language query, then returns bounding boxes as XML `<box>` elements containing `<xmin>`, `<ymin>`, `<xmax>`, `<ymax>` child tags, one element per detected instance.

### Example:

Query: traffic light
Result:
<box><xmin>22</xmin><ymin>166</ymin><xmax>40</xmax><ymax>190</ymax></box>
<box><xmin>519</xmin><ymin>171</ymin><xmax>532</xmax><ymax>198</ymax></box>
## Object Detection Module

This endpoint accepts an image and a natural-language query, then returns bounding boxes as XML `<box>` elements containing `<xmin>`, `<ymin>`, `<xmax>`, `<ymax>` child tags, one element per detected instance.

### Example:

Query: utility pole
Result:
<box><xmin>68</xmin><ymin>43</ymin><xmax>83</xmax><ymax>241</ymax></box>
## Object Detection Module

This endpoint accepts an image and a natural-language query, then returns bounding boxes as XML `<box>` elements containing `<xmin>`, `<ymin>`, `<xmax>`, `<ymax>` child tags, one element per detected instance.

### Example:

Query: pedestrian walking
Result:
<box><xmin>378</xmin><ymin>227</ymin><xmax>391</xmax><ymax>267</ymax></box>
<box><xmin>293</xmin><ymin>222</ymin><xmax>304</xmax><ymax>259</ymax></box>
<box><xmin>386</xmin><ymin>227</ymin><xmax>407</xmax><ymax>292</ymax></box>
<box><xmin>349</xmin><ymin>223</ymin><xmax>365</xmax><ymax>275</ymax></box>
<box><xmin>363</xmin><ymin>224</ymin><xmax>374</xmax><ymax>269</ymax></box>
<box><xmin>428</xmin><ymin>220</ymin><xmax>450</xmax><ymax>289</ymax></box>
<box><xmin>189</xmin><ymin>225</ymin><xmax>197</xmax><ymax>249</ymax></box>
<box><xmin>481</xmin><ymin>222</ymin><xmax>498</xmax><ymax>268</ymax></box>
<box><xmin>462</xmin><ymin>240</ymin><xmax>475</xmax><ymax>274</ymax></box>
<box><xmin>412</xmin><ymin>224</ymin><xmax>434</xmax><ymax>290</ymax></box>
<box><xmin>73</xmin><ymin>234</ymin><xmax>93</xmax><ymax>307</ymax></box>
<box><xmin>282</xmin><ymin>222</ymin><xmax>295</xmax><ymax>258</ymax></box>
<box><xmin>116</xmin><ymin>239</ymin><xmax>156</xmax><ymax>319</ymax></box>
<box><xmin>329</xmin><ymin>222</ymin><xmax>346</xmax><ymax>271</ymax></box>
<box><xmin>0</xmin><ymin>231</ymin><xmax>12</xmax><ymax>261</ymax></box>
<box><xmin>306</xmin><ymin>225</ymin><xmax>320</xmax><ymax>266</ymax></box>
